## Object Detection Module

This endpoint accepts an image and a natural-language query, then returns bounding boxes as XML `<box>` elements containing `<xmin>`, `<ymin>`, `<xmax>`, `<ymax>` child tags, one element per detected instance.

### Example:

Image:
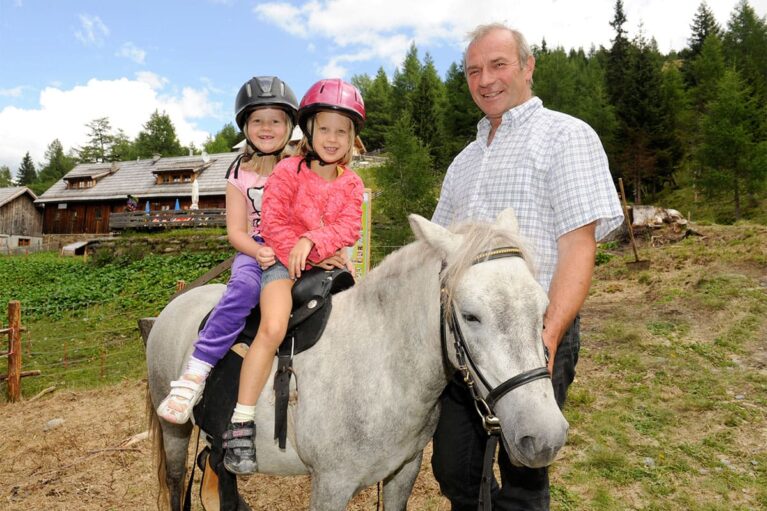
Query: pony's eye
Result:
<box><xmin>462</xmin><ymin>313</ymin><xmax>480</xmax><ymax>323</ymax></box>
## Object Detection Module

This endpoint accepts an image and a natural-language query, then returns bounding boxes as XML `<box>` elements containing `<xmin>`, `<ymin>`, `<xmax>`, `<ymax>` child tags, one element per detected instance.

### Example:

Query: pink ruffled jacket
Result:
<box><xmin>261</xmin><ymin>156</ymin><xmax>364</xmax><ymax>267</ymax></box>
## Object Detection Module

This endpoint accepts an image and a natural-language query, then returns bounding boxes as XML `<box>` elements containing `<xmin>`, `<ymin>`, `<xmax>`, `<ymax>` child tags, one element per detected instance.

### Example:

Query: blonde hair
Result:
<box><xmin>297</xmin><ymin>111</ymin><xmax>356</xmax><ymax>167</ymax></box>
<box><xmin>241</xmin><ymin>109</ymin><xmax>294</xmax><ymax>176</ymax></box>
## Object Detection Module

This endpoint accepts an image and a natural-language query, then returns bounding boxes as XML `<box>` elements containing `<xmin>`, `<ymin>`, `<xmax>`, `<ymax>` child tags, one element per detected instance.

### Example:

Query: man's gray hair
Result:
<box><xmin>463</xmin><ymin>23</ymin><xmax>532</xmax><ymax>69</ymax></box>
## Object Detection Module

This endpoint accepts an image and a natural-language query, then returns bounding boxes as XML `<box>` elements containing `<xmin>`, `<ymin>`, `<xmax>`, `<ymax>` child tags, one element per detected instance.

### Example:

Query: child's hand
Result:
<box><xmin>288</xmin><ymin>238</ymin><xmax>314</xmax><ymax>279</ymax></box>
<box><xmin>256</xmin><ymin>245</ymin><xmax>275</xmax><ymax>269</ymax></box>
<box><xmin>313</xmin><ymin>248</ymin><xmax>348</xmax><ymax>270</ymax></box>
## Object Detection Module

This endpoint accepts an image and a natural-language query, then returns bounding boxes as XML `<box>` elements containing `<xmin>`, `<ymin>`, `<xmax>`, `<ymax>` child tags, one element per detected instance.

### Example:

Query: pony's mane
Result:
<box><xmin>356</xmin><ymin>218</ymin><xmax>535</xmax><ymax>305</ymax></box>
<box><xmin>441</xmin><ymin>220</ymin><xmax>535</xmax><ymax>304</ymax></box>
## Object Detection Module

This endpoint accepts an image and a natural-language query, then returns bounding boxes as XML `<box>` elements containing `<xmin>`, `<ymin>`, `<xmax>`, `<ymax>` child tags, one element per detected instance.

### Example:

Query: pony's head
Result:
<box><xmin>409</xmin><ymin>208</ymin><xmax>568</xmax><ymax>468</ymax></box>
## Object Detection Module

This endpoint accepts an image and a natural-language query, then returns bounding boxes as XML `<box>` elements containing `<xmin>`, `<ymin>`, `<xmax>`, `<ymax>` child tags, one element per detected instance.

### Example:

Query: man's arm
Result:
<box><xmin>543</xmin><ymin>222</ymin><xmax>596</xmax><ymax>373</ymax></box>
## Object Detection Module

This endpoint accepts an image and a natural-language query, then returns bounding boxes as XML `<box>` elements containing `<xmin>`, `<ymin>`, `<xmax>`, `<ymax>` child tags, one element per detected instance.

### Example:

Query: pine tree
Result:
<box><xmin>618</xmin><ymin>30</ymin><xmax>670</xmax><ymax>202</ymax></box>
<box><xmin>110</xmin><ymin>129</ymin><xmax>138</xmax><ymax>161</ymax></box>
<box><xmin>203</xmin><ymin>123</ymin><xmax>242</xmax><ymax>154</ymax></box>
<box><xmin>0</xmin><ymin>165</ymin><xmax>12</xmax><ymax>187</ymax></box>
<box><xmin>391</xmin><ymin>43</ymin><xmax>422</xmax><ymax>119</ymax></box>
<box><xmin>16</xmin><ymin>152</ymin><xmax>37</xmax><ymax>186</ymax></box>
<box><xmin>356</xmin><ymin>68</ymin><xmax>392</xmax><ymax>152</ymax></box>
<box><xmin>134</xmin><ymin>110</ymin><xmax>184</xmax><ymax>158</ymax></box>
<box><xmin>698</xmin><ymin>68</ymin><xmax>763</xmax><ymax>220</ymax></box>
<box><xmin>36</xmin><ymin>139</ymin><xmax>76</xmax><ymax>193</ymax></box>
<box><xmin>533</xmin><ymin>48</ymin><xmax>578</xmax><ymax>112</ymax></box>
<box><xmin>606</xmin><ymin>0</ymin><xmax>631</xmax><ymax>111</ymax></box>
<box><xmin>723</xmin><ymin>0</ymin><xmax>767</xmax><ymax>137</ymax></box>
<box><xmin>688</xmin><ymin>35</ymin><xmax>726</xmax><ymax>114</ymax></box>
<box><xmin>688</xmin><ymin>2</ymin><xmax>723</xmax><ymax>57</ymax></box>
<box><xmin>372</xmin><ymin>113</ymin><xmax>437</xmax><ymax>261</ymax></box>
<box><xmin>441</xmin><ymin>62</ymin><xmax>481</xmax><ymax>166</ymax></box>
<box><xmin>77</xmin><ymin>117</ymin><xmax>115</xmax><ymax>163</ymax></box>
<box><xmin>411</xmin><ymin>54</ymin><xmax>445</xmax><ymax>164</ymax></box>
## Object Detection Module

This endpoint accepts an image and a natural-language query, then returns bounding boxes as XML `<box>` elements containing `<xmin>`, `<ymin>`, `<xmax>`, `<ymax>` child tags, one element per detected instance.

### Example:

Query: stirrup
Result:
<box><xmin>223</xmin><ymin>421</ymin><xmax>258</xmax><ymax>475</ymax></box>
<box><xmin>156</xmin><ymin>377</ymin><xmax>205</xmax><ymax>424</ymax></box>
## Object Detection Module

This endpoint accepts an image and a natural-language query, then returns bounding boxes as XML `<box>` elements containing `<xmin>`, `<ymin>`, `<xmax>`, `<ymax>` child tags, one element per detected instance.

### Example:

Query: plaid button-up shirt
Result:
<box><xmin>432</xmin><ymin>97</ymin><xmax>623</xmax><ymax>291</ymax></box>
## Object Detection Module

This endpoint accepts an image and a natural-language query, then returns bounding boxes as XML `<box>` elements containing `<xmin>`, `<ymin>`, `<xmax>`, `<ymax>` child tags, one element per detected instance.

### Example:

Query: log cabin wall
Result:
<box><xmin>0</xmin><ymin>190</ymin><xmax>43</xmax><ymax>236</ymax></box>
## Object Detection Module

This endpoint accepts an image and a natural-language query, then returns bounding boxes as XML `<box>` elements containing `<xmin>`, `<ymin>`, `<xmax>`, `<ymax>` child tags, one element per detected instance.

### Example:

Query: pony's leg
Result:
<box><xmin>308</xmin><ymin>474</ymin><xmax>357</xmax><ymax>511</ymax></box>
<box><xmin>383</xmin><ymin>451</ymin><xmax>424</xmax><ymax>511</ymax></box>
<box><xmin>161</xmin><ymin>421</ymin><xmax>194</xmax><ymax>511</ymax></box>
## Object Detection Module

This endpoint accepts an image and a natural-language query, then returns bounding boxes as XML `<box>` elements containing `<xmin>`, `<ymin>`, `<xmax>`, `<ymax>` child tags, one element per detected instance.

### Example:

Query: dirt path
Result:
<box><xmin>0</xmin><ymin>379</ymin><xmax>448</xmax><ymax>510</ymax></box>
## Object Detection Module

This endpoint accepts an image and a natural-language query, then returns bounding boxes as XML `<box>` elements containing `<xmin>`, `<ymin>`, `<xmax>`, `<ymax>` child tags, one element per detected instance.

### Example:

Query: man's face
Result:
<box><xmin>465</xmin><ymin>29</ymin><xmax>535</xmax><ymax>126</ymax></box>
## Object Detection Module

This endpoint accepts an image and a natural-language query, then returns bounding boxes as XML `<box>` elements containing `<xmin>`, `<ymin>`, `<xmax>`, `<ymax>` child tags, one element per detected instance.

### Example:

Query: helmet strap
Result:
<box><xmin>303</xmin><ymin>118</ymin><xmax>335</xmax><ymax>168</ymax></box>
<box><xmin>225</xmin><ymin>153</ymin><xmax>246</xmax><ymax>180</ymax></box>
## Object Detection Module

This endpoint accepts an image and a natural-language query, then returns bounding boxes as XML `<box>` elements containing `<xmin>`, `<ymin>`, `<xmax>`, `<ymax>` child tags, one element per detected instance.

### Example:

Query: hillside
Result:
<box><xmin>0</xmin><ymin>223</ymin><xmax>765</xmax><ymax>510</ymax></box>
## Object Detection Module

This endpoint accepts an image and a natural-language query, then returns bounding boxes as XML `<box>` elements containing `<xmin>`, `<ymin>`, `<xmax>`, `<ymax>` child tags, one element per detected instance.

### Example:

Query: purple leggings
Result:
<box><xmin>191</xmin><ymin>251</ymin><xmax>262</xmax><ymax>366</ymax></box>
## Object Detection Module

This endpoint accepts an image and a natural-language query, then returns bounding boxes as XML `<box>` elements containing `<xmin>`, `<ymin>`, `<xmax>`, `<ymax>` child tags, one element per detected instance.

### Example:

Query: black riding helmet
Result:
<box><xmin>226</xmin><ymin>76</ymin><xmax>299</xmax><ymax>179</ymax></box>
<box><xmin>234</xmin><ymin>76</ymin><xmax>298</xmax><ymax>153</ymax></box>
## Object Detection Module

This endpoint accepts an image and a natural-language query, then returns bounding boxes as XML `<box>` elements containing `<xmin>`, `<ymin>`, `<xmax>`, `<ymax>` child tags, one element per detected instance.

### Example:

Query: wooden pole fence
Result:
<box><xmin>1</xmin><ymin>300</ymin><xmax>38</xmax><ymax>402</ymax></box>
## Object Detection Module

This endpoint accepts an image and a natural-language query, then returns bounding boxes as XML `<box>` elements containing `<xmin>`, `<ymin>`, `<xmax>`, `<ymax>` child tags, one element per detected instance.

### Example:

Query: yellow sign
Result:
<box><xmin>351</xmin><ymin>188</ymin><xmax>372</xmax><ymax>279</ymax></box>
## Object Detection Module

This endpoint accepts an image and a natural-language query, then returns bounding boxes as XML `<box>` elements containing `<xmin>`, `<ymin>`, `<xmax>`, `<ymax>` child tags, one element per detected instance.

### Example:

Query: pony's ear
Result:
<box><xmin>495</xmin><ymin>208</ymin><xmax>520</xmax><ymax>233</ymax></box>
<box><xmin>409</xmin><ymin>214</ymin><xmax>461</xmax><ymax>256</ymax></box>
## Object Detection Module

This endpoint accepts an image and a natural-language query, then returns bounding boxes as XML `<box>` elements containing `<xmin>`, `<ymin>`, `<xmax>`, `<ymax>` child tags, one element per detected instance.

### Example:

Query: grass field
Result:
<box><xmin>1</xmin><ymin>222</ymin><xmax>766</xmax><ymax>509</ymax></box>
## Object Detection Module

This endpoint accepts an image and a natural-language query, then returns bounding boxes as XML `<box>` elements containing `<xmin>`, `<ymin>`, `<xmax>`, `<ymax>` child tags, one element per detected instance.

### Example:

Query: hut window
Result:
<box><xmin>18</xmin><ymin>238</ymin><xmax>30</xmax><ymax>247</ymax></box>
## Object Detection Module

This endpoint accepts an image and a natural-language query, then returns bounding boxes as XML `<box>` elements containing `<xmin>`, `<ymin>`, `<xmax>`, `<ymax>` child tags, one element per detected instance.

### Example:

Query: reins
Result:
<box><xmin>439</xmin><ymin>246</ymin><xmax>550</xmax><ymax>511</ymax></box>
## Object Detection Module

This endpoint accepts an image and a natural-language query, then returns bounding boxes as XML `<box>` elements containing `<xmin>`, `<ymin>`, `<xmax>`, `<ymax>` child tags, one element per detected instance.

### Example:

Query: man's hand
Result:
<box><xmin>288</xmin><ymin>237</ymin><xmax>314</xmax><ymax>279</ymax></box>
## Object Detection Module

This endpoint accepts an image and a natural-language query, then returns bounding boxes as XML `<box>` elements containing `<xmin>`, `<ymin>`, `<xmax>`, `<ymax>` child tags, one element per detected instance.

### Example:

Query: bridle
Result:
<box><xmin>439</xmin><ymin>246</ymin><xmax>550</xmax><ymax>511</ymax></box>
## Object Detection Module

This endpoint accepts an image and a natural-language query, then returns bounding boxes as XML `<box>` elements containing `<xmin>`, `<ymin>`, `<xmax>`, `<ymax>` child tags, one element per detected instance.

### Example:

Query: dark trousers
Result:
<box><xmin>432</xmin><ymin>317</ymin><xmax>580</xmax><ymax>511</ymax></box>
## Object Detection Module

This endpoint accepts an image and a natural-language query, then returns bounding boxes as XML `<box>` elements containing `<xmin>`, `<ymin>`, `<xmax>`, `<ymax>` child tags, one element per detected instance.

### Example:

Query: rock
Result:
<box><xmin>643</xmin><ymin>457</ymin><xmax>655</xmax><ymax>468</ymax></box>
<box><xmin>43</xmin><ymin>418</ymin><xmax>64</xmax><ymax>431</ymax></box>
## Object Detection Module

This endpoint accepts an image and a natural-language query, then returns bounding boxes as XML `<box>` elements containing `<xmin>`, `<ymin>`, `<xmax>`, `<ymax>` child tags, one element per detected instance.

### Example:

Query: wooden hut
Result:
<box><xmin>0</xmin><ymin>187</ymin><xmax>43</xmax><ymax>251</ymax></box>
<box><xmin>35</xmin><ymin>153</ymin><xmax>236</xmax><ymax>234</ymax></box>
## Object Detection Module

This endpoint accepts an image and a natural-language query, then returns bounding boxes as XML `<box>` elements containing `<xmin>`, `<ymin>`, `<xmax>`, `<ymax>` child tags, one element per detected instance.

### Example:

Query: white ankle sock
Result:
<box><xmin>184</xmin><ymin>357</ymin><xmax>213</xmax><ymax>379</ymax></box>
<box><xmin>231</xmin><ymin>403</ymin><xmax>257</xmax><ymax>423</ymax></box>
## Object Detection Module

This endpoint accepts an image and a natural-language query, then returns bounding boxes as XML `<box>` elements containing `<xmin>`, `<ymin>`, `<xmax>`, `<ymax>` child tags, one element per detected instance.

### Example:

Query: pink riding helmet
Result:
<box><xmin>298</xmin><ymin>79</ymin><xmax>366</xmax><ymax>133</ymax></box>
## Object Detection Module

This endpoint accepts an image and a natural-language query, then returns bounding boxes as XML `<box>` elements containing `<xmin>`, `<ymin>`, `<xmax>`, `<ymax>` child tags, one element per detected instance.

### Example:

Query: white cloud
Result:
<box><xmin>254</xmin><ymin>0</ymin><xmax>746</xmax><ymax>79</ymax></box>
<box><xmin>0</xmin><ymin>78</ymin><xmax>220</xmax><ymax>172</ymax></box>
<box><xmin>254</xmin><ymin>0</ymin><xmax>556</xmax><ymax>78</ymax></box>
<box><xmin>74</xmin><ymin>14</ymin><xmax>110</xmax><ymax>46</ymax></box>
<box><xmin>117</xmin><ymin>42</ymin><xmax>146</xmax><ymax>64</ymax></box>
<box><xmin>0</xmin><ymin>86</ymin><xmax>24</xmax><ymax>98</ymax></box>
<box><xmin>135</xmin><ymin>71</ymin><xmax>169</xmax><ymax>90</ymax></box>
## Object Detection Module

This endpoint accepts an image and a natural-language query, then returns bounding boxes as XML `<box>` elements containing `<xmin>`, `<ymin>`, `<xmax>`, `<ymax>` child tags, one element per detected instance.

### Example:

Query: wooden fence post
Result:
<box><xmin>7</xmin><ymin>301</ymin><xmax>21</xmax><ymax>402</ymax></box>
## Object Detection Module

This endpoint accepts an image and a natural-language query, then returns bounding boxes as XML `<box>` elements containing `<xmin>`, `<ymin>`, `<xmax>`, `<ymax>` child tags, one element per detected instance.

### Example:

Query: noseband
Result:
<box><xmin>439</xmin><ymin>246</ymin><xmax>550</xmax><ymax>511</ymax></box>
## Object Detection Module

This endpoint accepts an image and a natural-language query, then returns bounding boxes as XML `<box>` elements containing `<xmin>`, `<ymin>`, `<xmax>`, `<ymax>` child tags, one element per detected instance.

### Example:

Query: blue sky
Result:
<box><xmin>1</xmin><ymin>0</ymin><xmax>764</xmax><ymax>176</ymax></box>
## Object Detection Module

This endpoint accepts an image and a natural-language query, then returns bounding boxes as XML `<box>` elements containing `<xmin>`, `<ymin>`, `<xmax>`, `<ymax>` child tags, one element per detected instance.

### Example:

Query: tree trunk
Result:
<box><xmin>733</xmin><ymin>176</ymin><xmax>741</xmax><ymax>221</ymax></box>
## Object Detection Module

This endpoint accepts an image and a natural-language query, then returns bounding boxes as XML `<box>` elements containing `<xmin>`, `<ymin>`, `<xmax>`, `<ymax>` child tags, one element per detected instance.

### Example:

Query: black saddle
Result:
<box><xmin>193</xmin><ymin>267</ymin><xmax>354</xmax><ymax>450</ymax></box>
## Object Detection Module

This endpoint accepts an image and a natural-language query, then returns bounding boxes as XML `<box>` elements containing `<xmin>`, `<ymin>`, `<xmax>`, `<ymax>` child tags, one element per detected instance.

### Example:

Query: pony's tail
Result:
<box><xmin>147</xmin><ymin>383</ymin><xmax>172</xmax><ymax>511</ymax></box>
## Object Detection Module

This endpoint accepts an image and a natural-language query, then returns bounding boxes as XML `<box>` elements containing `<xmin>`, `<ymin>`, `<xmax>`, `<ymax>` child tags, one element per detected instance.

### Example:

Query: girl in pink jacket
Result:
<box><xmin>223</xmin><ymin>79</ymin><xmax>365</xmax><ymax>474</ymax></box>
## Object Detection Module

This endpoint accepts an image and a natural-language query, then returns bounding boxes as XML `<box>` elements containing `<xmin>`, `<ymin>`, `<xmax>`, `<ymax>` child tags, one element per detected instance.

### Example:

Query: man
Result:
<box><xmin>431</xmin><ymin>23</ymin><xmax>623</xmax><ymax>510</ymax></box>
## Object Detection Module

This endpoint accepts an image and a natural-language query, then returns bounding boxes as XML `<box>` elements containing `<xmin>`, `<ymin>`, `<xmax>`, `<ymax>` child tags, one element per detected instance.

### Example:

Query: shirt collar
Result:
<box><xmin>476</xmin><ymin>96</ymin><xmax>543</xmax><ymax>142</ymax></box>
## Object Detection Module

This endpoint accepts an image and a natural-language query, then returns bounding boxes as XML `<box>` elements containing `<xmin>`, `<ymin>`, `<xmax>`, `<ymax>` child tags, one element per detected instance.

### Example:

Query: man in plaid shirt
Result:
<box><xmin>431</xmin><ymin>23</ymin><xmax>623</xmax><ymax>511</ymax></box>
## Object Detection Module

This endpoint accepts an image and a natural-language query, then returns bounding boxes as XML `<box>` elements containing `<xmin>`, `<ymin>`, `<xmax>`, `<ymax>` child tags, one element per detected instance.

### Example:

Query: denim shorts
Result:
<box><xmin>262</xmin><ymin>260</ymin><xmax>291</xmax><ymax>287</ymax></box>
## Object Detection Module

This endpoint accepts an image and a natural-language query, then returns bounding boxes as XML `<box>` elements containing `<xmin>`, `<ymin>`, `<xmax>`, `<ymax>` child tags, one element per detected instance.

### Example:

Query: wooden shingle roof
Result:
<box><xmin>36</xmin><ymin>153</ymin><xmax>237</xmax><ymax>204</ymax></box>
<box><xmin>0</xmin><ymin>187</ymin><xmax>38</xmax><ymax>208</ymax></box>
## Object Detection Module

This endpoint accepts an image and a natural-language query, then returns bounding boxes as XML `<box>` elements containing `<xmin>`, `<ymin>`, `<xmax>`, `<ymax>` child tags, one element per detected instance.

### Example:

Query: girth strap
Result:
<box><xmin>273</xmin><ymin>354</ymin><xmax>293</xmax><ymax>449</ymax></box>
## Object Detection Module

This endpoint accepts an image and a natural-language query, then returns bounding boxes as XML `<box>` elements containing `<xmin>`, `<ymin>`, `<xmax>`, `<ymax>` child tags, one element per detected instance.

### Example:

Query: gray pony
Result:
<box><xmin>146</xmin><ymin>209</ymin><xmax>569</xmax><ymax>510</ymax></box>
